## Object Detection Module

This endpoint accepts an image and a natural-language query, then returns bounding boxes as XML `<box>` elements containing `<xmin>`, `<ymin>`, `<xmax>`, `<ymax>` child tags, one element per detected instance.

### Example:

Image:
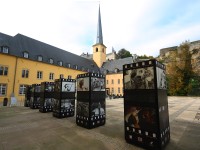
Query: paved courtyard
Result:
<box><xmin>0</xmin><ymin>96</ymin><xmax>200</xmax><ymax>150</ymax></box>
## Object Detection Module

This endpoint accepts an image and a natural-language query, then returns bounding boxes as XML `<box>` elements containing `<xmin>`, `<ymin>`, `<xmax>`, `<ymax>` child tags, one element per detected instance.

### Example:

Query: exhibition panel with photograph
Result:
<box><xmin>123</xmin><ymin>59</ymin><xmax>170</xmax><ymax>150</ymax></box>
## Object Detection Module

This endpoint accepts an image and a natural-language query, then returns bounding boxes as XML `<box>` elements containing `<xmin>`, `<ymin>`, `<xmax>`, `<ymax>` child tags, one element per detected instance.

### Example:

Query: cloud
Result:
<box><xmin>0</xmin><ymin>0</ymin><xmax>200</xmax><ymax>57</ymax></box>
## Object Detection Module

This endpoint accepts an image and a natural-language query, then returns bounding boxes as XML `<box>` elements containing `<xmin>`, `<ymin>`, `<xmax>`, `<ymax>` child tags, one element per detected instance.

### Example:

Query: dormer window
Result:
<box><xmin>66</xmin><ymin>63</ymin><xmax>71</xmax><ymax>68</ymax></box>
<box><xmin>58</xmin><ymin>61</ymin><xmax>63</xmax><ymax>66</ymax></box>
<box><xmin>23</xmin><ymin>52</ymin><xmax>29</xmax><ymax>58</ymax></box>
<box><xmin>115</xmin><ymin>68</ymin><xmax>119</xmax><ymax>73</ymax></box>
<box><xmin>49</xmin><ymin>58</ymin><xmax>53</xmax><ymax>64</ymax></box>
<box><xmin>104</xmin><ymin>70</ymin><xmax>109</xmax><ymax>74</ymax></box>
<box><xmin>2</xmin><ymin>46</ymin><xmax>9</xmax><ymax>53</ymax></box>
<box><xmin>81</xmin><ymin>67</ymin><xmax>85</xmax><ymax>71</ymax></box>
<box><xmin>74</xmin><ymin>65</ymin><xmax>78</xmax><ymax>69</ymax></box>
<box><xmin>37</xmin><ymin>56</ymin><xmax>43</xmax><ymax>61</ymax></box>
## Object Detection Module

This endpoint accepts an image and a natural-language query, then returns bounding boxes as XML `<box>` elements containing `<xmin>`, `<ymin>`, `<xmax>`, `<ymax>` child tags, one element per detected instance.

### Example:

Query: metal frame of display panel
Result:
<box><xmin>76</xmin><ymin>73</ymin><xmax>106</xmax><ymax>129</ymax></box>
<box><xmin>30</xmin><ymin>84</ymin><xmax>41</xmax><ymax>109</ymax></box>
<box><xmin>53</xmin><ymin>78</ymin><xmax>76</xmax><ymax>118</ymax></box>
<box><xmin>39</xmin><ymin>82</ymin><xmax>55</xmax><ymax>113</ymax></box>
<box><xmin>123</xmin><ymin>59</ymin><xmax>170</xmax><ymax>150</ymax></box>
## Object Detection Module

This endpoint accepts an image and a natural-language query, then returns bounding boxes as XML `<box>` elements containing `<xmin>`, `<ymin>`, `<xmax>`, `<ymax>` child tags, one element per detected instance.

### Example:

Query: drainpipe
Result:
<box><xmin>12</xmin><ymin>57</ymin><xmax>18</xmax><ymax>95</ymax></box>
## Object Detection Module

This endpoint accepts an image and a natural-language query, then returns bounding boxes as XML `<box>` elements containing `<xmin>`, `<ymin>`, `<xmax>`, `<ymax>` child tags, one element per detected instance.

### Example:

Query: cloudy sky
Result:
<box><xmin>1</xmin><ymin>0</ymin><xmax>200</xmax><ymax>57</ymax></box>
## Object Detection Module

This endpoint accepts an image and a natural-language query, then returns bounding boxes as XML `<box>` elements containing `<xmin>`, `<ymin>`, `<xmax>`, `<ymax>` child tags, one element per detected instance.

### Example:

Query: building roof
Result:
<box><xmin>96</xmin><ymin>5</ymin><xmax>103</xmax><ymax>45</ymax></box>
<box><xmin>101</xmin><ymin>57</ymin><xmax>133</xmax><ymax>74</ymax></box>
<box><xmin>0</xmin><ymin>32</ymin><xmax>99</xmax><ymax>73</ymax></box>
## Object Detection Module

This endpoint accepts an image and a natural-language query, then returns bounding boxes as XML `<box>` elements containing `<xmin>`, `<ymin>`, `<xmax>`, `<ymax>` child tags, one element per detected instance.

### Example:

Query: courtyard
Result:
<box><xmin>0</xmin><ymin>96</ymin><xmax>200</xmax><ymax>150</ymax></box>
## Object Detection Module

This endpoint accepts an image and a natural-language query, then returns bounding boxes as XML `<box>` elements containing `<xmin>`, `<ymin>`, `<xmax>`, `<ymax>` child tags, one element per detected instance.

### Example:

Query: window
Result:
<box><xmin>37</xmin><ymin>56</ymin><xmax>43</xmax><ymax>61</ymax></box>
<box><xmin>102</xmin><ymin>48</ymin><xmax>104</xmax><ymax>53</ymax></box>
<box><xmin>118</xmin><ymin>79</ymin><xmax>120</xmax><ymax>84</ymax></box>
<box><xmin>49</xmin><ymin>58</ymin><xmax>53</xmax><ymax>64</ymax></box>
<box><xmin>0</xmin><ymin>65</ymin><xmax>8</xmax><ymax>76</ymax></box>
<box><xmin>2</xmin><ymin>46</ymin><xmax>9</xmax><ymax>53</ymax></box>
<box><xmin>66</xmin><ymin>63</ymin><xmax>71</xmax><ymax>68</ymax></box>
<box><xmin>74</xmin><ymin>65</ymin><xmax>78</xmax><ymax>69</ymax></box>
<box><xmin>58</xmin><ymin>61</ymin><xmax>63</xmax><ymax>66</ymax></box>
<box><xmin>96</xmin><ymin>48</ymin><xmax>98</xmax><ymax>52</ymax></box>
<box><xmin>118</xmin><ymin>87</ymin><xmax>120</xmax><ymax>93</ymax></box>
<box><xmin>0</xmin><ymin>84</ymin><xmax>7</xmax><ymax>96</ymax></box>
<box><xmin>115</xmin><ymin>68</ymin><xmax>119</xmax><ymax>73</ymax></box>
<box><xmin>23</xmin><ymin>52</ymin><xmax>29</xmax><ymax>58</ymax></box>
<box><xmin>68</xmin><ymin>75</ymin><xmax>72</xmax><ymax>79</ymax></box>
<box><xmin>60</xmin><ymin>74</ymin><xmax>64</xmax><ymax>78</ymax></box>
<box><xmin>112</xmin><ymin>79</ymin><xmax>114</xmax><ymax>84</ymax></box>
<box><xmin>19</xmin><ymin>85</ymin><xmax>26</xmax><ymax>95</ymax></box>
<box><xmin>49</xmin><ymin>73</ymin><xmax>54</xmax><ymax>80</ymax></box>
<box><xmin>22</xmin><ymin>69</ymin><xmax>29</xmax><ymax>78</ymax></box>
<box><xmin>37</xmin><ymin>71</ymin><xmax>43</xmax><ymax>79</ymax></box>
<box><xmin>106</xmin><ymin>80</ymin><xmax>109</xmax><ymax>85</ymax></box>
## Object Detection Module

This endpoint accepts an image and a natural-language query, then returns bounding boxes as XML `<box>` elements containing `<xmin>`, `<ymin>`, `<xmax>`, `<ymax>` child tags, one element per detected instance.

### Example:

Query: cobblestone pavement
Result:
<box><xmin>0</xmin><ymin>96</ymin><xmax>200</xmax><ymax>150</ymax></box>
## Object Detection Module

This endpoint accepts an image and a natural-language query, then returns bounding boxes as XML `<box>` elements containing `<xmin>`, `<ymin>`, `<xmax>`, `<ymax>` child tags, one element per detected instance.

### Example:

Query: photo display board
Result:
<box><xmin>24</xmin><ymin>85</ymin><xmax>32</xmax><ymax>107</ymax></box>
<box><xmin>39</xmin><ymin>82</ymin><xmax>55</xmax><ymax>113</ymax></box>
<box><xmin>30</xmin><ymin>84</ymin><xmax>41</xmax><ymax>109</ymax></box>
<box><xmin>53</xmin><ymin>78</ymin><xmax>76</xmax><ymax>118</ymax></box>
<box><xmin>76</xmin><ymin>73</ymin><xmax>106</xmax><ymax>129</ymax></box>
<box><xmin>123</xmin><ymin>59</ymin><xmax>170</xmax><ymax>150</ymax></box>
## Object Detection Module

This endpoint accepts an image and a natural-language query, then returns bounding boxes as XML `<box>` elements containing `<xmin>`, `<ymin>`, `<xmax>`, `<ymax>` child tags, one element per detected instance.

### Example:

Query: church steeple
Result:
<box><xmin>96</xmin><ymin>5</ymin><xmax>103</xmax><ymax>44</ymax></box>
<box><xmin>93</xmin><ymin>4</ymin><xmax>106</xmax><ymax>68</ymax></box>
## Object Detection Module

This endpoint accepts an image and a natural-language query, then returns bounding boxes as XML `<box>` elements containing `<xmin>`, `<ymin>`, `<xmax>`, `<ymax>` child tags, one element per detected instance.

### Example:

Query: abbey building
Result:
<box><xmin>0</xmin><ymin>6</ymin><xmax>133</xmax><ymax>103</ymax></box>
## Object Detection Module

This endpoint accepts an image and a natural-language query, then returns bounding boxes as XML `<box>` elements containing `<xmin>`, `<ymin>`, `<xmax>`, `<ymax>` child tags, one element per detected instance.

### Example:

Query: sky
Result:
<box><xmin>1</xmin><ymin>0</ymin><xmax>200</xmax><ymax>57</ymax></box>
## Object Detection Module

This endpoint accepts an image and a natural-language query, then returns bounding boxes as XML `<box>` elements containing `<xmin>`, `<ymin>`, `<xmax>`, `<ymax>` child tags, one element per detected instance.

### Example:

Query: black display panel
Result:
<box><xmin>123</xmin><ymin>59</ymin><xmax>170</xmax><ymax>150</ymax></box>
<box><xmin>30</xmin><ymin>84</ymin><xmax>41</xmax><ymax>109</ymax></box>
<box><xmin>76</xmin><ymin>73</ymin><xmax>106</xmax><ymax>129</ymax></box>
<box><xmin>39</xmin><ymin>82</ymin><xmax>55</xmax><ymax>113</ymax></box>
<box><xmin>53</xmin><ymin>79</ymin><xmax>76</xmax><ymax>118</ymax></box>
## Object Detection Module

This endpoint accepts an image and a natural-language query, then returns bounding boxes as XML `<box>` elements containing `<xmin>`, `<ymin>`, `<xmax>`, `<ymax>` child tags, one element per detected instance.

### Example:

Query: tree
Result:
<box><xmin>167</xmin><ymin>41</ymin><xmax>194</xmax><ymax>95</ymax></box>
<box><xmin>137</xmin><ymin>54</ymin><xmax>154</xmax><ymax>59</ymax></box>
<box><xmin>117</xmin><ymin>48</ymin><xmax>132</xmax><ymax>59</ymax></box>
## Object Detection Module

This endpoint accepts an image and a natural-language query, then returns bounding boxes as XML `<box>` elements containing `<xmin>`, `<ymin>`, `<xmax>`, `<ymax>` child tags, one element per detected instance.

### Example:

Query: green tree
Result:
<box><xmin>167</xmin><ymin>41</ymin><xmax>194</xmax><ymax>96</ymax></box>
<box><xmin>137</xmin><ymin>54</ymin><xmax>154</xmax><ymax>59</ymax></box>
<box><xmin>117</xmin><ymin>48</ymin><xmax>132</xmax><ymax>59</ymax></box>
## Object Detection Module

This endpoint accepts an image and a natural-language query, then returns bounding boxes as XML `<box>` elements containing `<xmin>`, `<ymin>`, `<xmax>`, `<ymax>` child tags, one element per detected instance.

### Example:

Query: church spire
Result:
<box><xmin>96</xmin><ymin>5</ymin><xmax>103</xmax><ymax>44</ymax></box>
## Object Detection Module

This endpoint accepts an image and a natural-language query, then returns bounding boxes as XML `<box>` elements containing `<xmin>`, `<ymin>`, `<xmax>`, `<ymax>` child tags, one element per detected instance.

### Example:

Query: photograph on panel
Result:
<box><xmin>54</xmin><ymin>82</ymin><xmax>61</xmax><ymax>92</ymax></box>
<box><xmin>125</xmin><ymin>105</ymin><xmax>157</xmax><ymax>131</ymax></box>
<box><xmin>76</xmin><ymin>101</ymin><xmax>89</xmax><ymax>117</ymax></box>
<box><xmin>36</xmin><ymin>97</ymin><xmax>40</xmax><ymax>103</ymax></box>
<box><xmin>77</xmin><ymin>77</ymin><xmax>89</xmax><ymax>91</ymax></box>
<box><xmin>44</xmin><ymin>98</ymin><xmax>54</xmax><ymax>107</ymax></box>
<box><xmin>35</xmin><ymin>86</ymin><xmax>41</xmax><ymax>92</ymax></box>
<box><xmin>61</xmin><ymin>99</ymin><xmax>75</xmax><ymax>110</ymax></box>
<box><xmin>156</xmin><ymin>67</ymin><xmax>167</xmax><ymax>89</ymax></box>
<box><xmin>91</xmin><ymin>77</ymin><xmax>105</xmax><ymax>91</ymax></box>
<box><xmin>91</xmin><ymin>101</ymin><xmax>105</xmax><ymax>117</ymax></box>
<box><xmin>62</xmin><ymin>82</ymin><xmax>75</xmax><ymax>92</ymax></box>
<box><xmin>53</xmin><ymin>99</ymin><xmax>60</xmax><ymax>109</ymax></box>
<box><xmin>30</xmin><ymin>97</ymin><xmax>34</xmax><ymax>104</ymax></box>
<box><xmin>124</xmin><ymin>67</ymin><xmax>154</xmax><ymax>89</ymax></box>
<box><xmin>45</xmin><ymin>84</ymin><xmax>54</xmax><ymax>92</ymax></box>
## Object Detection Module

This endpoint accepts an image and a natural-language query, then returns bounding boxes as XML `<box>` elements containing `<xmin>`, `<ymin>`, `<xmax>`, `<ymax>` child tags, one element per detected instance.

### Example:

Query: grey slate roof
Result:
<box><xmin>101</xmin><ymin>57</ymin><xmax>133</xmax><ymax>74</ymax></box>
<box><xmin>96</xmin><ymin>5</ymin><xmax>103</xmax><ymax>45</ymax></box>
<box><xmin>0</xmin><ymin>32</ymin><xmax>99</xmax><ymax>73</ymax></box>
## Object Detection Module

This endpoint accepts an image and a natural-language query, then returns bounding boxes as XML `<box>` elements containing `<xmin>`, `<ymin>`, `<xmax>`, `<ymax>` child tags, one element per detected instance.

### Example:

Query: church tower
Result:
<box><xmin>93</xmin><ymin>5</ymin><xmax>106</xmax><ymax>68</ymax></box>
